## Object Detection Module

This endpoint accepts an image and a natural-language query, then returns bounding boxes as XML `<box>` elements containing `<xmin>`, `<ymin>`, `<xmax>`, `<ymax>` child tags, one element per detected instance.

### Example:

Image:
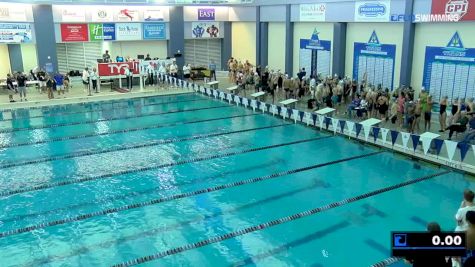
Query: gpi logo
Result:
<box><xmin>445</xmin><ymin>0</ymin><xmax>469</xmax><ymax>19</ymax></box>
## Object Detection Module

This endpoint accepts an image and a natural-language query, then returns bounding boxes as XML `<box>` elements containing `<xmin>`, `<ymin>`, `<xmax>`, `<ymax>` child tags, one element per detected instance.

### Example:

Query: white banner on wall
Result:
<box><xmin>91</xmin><ymin>8</ymin><xmax>113</xmax><ymax>22</ymax></box>
<box><xmin>116</xmin><ymin>23</ymin><xmax>142</xmax><ymax>41</ymax></box>
<box><xmin>0</xmin><ymin>23</ymin><xmax>33</xmax><ymax>43</ymax></box>
<box><xmin>299</xmin><ymin>4</ymin><xmax>326</xmax><ymax>22</ymax></box>
<box><xmin>144</xmin><ymin>9</ymin><xmax>164</xmax><ymax>21</ymax></box>
<box><xmin>0</xmin><ymin>5</ymin><xmax>28</xmax><ymax>22</ymax></box>
<box><xmin>61</xmin><ymin>6</ymin><xmax>86</xmax><ymax>22</ymax></box>
<box><xmin>191</xmin><ymin>22</ymin><xmax>220</xmax><ymax>38</ymax></box>
<box><xmin>354</xmin><ymin>1</ymin><xmax>390</xmax><ymax>22</ymax></box>
<box><xmin>116</xmin><ymin>8</ymin><xmax>140</xmax><ymax>22</ymax></box>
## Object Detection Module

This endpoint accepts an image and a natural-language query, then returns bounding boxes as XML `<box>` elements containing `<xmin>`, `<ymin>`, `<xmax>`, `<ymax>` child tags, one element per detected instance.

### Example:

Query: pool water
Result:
<box><xmin>0</xmin><ymin>93</ymin><xmax>471</xmax><ymax>266</ymax></box>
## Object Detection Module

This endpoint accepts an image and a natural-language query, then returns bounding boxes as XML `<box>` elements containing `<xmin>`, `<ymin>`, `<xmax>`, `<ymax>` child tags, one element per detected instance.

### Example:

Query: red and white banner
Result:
<box><xmin>61</xmin><ymin>24</ymin><xmax>88</xmax><ymax>42</ymax></box>
<box><xmin>431</xmin><ymin>0</ymin><xmax>475</xmax><ymax>21</ymax></box>
<box><xmin>98</xmin><ymin>62</ymin><xmax>140</xmax><ymax>76</ymax></box>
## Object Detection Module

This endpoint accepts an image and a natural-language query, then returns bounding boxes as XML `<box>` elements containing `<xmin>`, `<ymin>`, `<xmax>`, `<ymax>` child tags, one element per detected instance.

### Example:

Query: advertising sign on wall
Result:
<box><xmin>91</xmin><ymin>8</ymin><xmax>113</xmax><ymax>22</ymax></box>
<box><xmin>0</xmin><ymin>23</ymin><xmax>32</xmax><ymax>43</ymax></box>
<box><xmin>299</xmin><ymin>4</ymin><xmax>326</xmax><ymax>22</ymax></box>
<box><xmin>198</xmin><ymin>8</ymin><xmax>215</xmax><ymax>21</ymax></box>
<box><xmin>144</xmin><ymin>9</ymin><xmax>164</xmax><ymax>21</ymax></box>
<box><xmin>422</xmin><ymin>32</ymin><xmax>475</xmax><ymax>102</ymax></box>
<box><xmin>116</xmin><ymin>23</ymin><xmax>142</xmax><ymax>41</ymax></box>
<box><xmin>353</xmin><ymin>31</ymin><xmax>396</xmax><ymax>90</ymax></box>
<box><xmin>431</xmin><ymin>0</ymin><xmax>475</xmax><ymax>21</ymax></box>
<box><xmin>89</xmin><ymin>23</ymin><xmax>116</xmax><ymax>41</ymax></box>
<box><xmin>61</xmin><ymin>7</ymin><xmax>86</xmax><ymax>22</ymax></box>
<box><xmin>60</xmin><ymin>23</ymin><xmax>89</xmax><ymax>42</ymax></box>
<box><xmin>192</xmin><ymin>22</ymin><xmax>219</xmax><ymax>38</ymax></box>
<box><xmin>98</xmin><ymin>62</ymin><xmax>140</xmax><ymax>76</ymax></box>
<box><xmin>116</xmin><ymin>9</ymin><xmax>140</xmax><ymax>22</ymax></box>
<box><xmin>354</xmin><ymin>1</ymin><xmax>391</xmax><ymax>22</ymax></box>
<box><xmin>0</xmin><ymin>6</ymin><xmax>27</xmax><ymax>22</ymax></box>
<box><xmin>299</xmin><ymin>29</ymin><xmax>331</xmax><ymax>78</ymax></box>
<box><xmin>143</xmin><ymin>23</ymin><xmax>166</xmax><ymax>40</ymax></box>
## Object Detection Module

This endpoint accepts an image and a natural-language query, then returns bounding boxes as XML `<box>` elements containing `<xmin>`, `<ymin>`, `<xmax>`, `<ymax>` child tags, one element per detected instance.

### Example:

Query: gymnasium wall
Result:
<box><xmin>267</xmin><ymin>22</ymin><xmax>286</xmax><ymax>72</ymax></box>
<box><xmin>21</xmin><ymin>44</ymin><xmax>38</xmax><ymax>72</ymax></box>
<box><xmin>0</xmin><ymin>45</ymin><xmax>12</xmax><ymax>77</ymax></box>
<box><xmin>231</xmin><ymin>22</ymin><xmax>256</xmax><ymax>65</ymax></box>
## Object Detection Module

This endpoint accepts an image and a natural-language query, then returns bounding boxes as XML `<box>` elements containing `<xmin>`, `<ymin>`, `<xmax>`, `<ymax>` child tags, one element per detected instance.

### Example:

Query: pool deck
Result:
<box><xmin>0</xmin><ymin>85</ymin><xmax>191</xmax><ymax>110</ymax></box>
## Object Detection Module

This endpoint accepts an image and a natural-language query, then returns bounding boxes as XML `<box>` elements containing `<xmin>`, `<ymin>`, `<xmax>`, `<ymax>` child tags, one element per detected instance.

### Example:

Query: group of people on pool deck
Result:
<box><xmin>405</xmin><ymin>189</ymin><xmax>475</xmax><ymax>267</ymax></box>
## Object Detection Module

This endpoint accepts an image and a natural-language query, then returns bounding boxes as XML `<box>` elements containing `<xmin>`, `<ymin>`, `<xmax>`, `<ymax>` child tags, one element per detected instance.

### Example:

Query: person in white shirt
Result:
<box><xmin>90</xmin><ymin>67</ymin><xmax>99</xmax><ymax>93</ymax></box>
<box><xmin>310</xmin><ymin>76</ymin><xmax>317</xmax><ymax>99</ymax></box>
<box><xmin>455</xmin><ymin>189</ymin><xmax>475</xmax><ymax>232</ymax></box>
<box><xmin>124</xmin><ymin>67</ymin><xmax>133</xmax><ymax>90</ymax></box>
<box><xmin>146</xmin><ymin>63</ymin><xmax>154</xmax><ymax>86</ymax></box>
<box><xmin>158</xmin><ymin>63</ymin><xmax>167</xmax><ymax>87</ymax></box>
<box><xmin>82</xmin><ymin>67</ymin><xmax>90</xmax><ymax>93</ymax></box>
<box><xmin>169</xmin><ymin>62</ymin><xmax>178</xmax><ymax>78</ymax></box>
<box><xmin>183</xmin><ymin>64</ymin><xmax>191</xmax><ymax>81</ymax></box>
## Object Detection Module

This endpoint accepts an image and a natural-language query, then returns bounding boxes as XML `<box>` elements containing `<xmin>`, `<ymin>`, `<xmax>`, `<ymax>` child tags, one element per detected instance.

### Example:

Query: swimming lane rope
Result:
<box><xmin>111</xmin><ymin>170</ymin><xmax>450</xmax><ymax>267</ymax></box>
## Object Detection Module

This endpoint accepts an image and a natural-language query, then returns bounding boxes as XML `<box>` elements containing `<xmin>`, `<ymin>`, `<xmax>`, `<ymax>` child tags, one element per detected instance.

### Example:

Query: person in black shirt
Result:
<box><xmin>102</xmin><ymin>50</ymin><xmax>111</xmax><ymax>63</ymax></box>
<box><xmin>5</xmin><ymin>74</ymin><xmax>16</xmax><ymax>102</ymax></box>
<box><xmin>37</xmin><ymin>70</ymin><xmax>46</xmax><ymax>93</ymax></box>
<box><xmin>145</xmin><ymin>54</ymin><xmax>151</xmax><ymax>61</ymax></box>
<box><xmin>297</xmin><ymin>68</ymin><xmax>306</xmax><ymax>81</ymax></box>
<box><xmin>46</xmin><ymin>75</ymin><xmax>55</xmax><ymax>99</ymax></box>
<box><xmin>16</xmin><ymin>72</ymin><xmax>27</xmax><ymax>102</ymax></box>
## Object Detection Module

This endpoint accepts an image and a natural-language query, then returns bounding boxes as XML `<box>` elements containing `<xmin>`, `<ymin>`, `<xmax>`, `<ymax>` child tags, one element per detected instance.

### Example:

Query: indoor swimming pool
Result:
<box><xmin>0</xmin><ymin>93</ymin><xmax>471</xmax><ymax>266</ymax></box>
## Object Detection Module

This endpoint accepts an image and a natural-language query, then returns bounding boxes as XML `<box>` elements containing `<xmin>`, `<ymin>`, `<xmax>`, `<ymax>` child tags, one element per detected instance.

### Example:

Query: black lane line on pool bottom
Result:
<box><xmin>110</xmin><ymin>170</ymin><xmax>450</xmax><ymax>267</ymax></box>
<box><xmin>0</xmin><ymin>148</ymin><xmax>379</xmax><ymax>239</ymax></box>
<box><xmin>0</xmin><ymin>136</ymin><xmax>332</xmax><ymax>199</ymax></box>
<box><xmin>0</xmin><ymin>104</ymin><xmax>232</xmax><ymax>134</ymax></box>
<box><xmin>0</xmin><ymin>122</ymin><xmax>289</xmax><ymax>169</ymax></box>
<box><xmin>0</xmin><ymin>98</ymin><xmax>206</xmax><ymax>122</ymax></box>
<box><xmin>0</xmin><ymin>92</ymin><xmax>195</xmax><ymax>113</ymax></box>
<box><xmin>0</xmin><ymin>113</ymin><xmax>259</xmax><ymax>149</ymax></box>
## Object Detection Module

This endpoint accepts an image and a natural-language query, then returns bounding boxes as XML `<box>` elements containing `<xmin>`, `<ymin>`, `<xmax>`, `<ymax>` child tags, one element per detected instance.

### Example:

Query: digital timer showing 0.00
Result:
<box><xmin>432</xmin><ymin>235</ymin><xmax>463</xmax><ymax>246</ymax></box>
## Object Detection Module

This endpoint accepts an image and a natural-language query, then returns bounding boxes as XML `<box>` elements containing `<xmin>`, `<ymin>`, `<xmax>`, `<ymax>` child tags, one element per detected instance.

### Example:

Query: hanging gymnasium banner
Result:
<box><xmin>354</xmin><ymin>0</ymin><xmax>391</xmax><ymax>22</ymax></box>
<box><xmin>299</xmin><ymin>4</ymin><xmax>326</xmax><ymax>22</ymax></box>
<box><xmin>91</xmin><ymin>8</ymin><xmax>113</xmax><ymax>22</ymax></box>
<box><xmin>143</xmin><ymin>9</ymin><xmax>165</xmax><ymax>21</ymax></box>
<box><xmin>353</xmin><ymin>30</ymin><xmax>396</xmax><ymax>90</ymax></box>
<box><xmin>60</xmin><ymin>7</ymin><xmax>86</xmax><ymax>22</ymax></box>
<box><xmin>197</xmin><ymin>8</ymin><xmax>215</xmax><ymax>21</ymax></box>
<box><xmin>115</xmin><ymin>23</ymin><xmax>142</xmax><ymax>41</ymax></box>
<box><xmin>60</xmin><ymin>23</ymin><xmax>89</xmax><ymax>42</ymax></box>
<box><xmin>116</xmin><ymin>8</ymin><xmax>140</xmax><ymax>22</ymax></box>
<box><xmin>422</xmin><ymin>32</ymin><xmax>475</xmax><ymax>103</ymax></box>
<box><xmin>89</xmin><ymin>23</ymin><xmax>116</xmax><ymax>41</ymax></box>
<box><xmin>143</xmin><ymin>23</ymin><xmax>166</xmax><ymax>40</ymax></box>
<box><xmin>0</xmin><ymin>23</ymin><xmax>33</xmax><ymax>43</ymax></box>
<box><xmin>191</xmin><ymin>22</ymin><xmax>219</xmax><ymax>38</ymax></box>
<box><xmin>431</xmin><ymin>0</ymin><xmax>475</xmax><ymax>21</ymax></box>
<box><xmin>299</xmin><ymin>29</ymin><xmax>331</xmax><ymax>78</ymax></box>
<box><xmin>0</xmin><ymin>5</ymin><xmax>28</xmax><ymax>22</ymax></box>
